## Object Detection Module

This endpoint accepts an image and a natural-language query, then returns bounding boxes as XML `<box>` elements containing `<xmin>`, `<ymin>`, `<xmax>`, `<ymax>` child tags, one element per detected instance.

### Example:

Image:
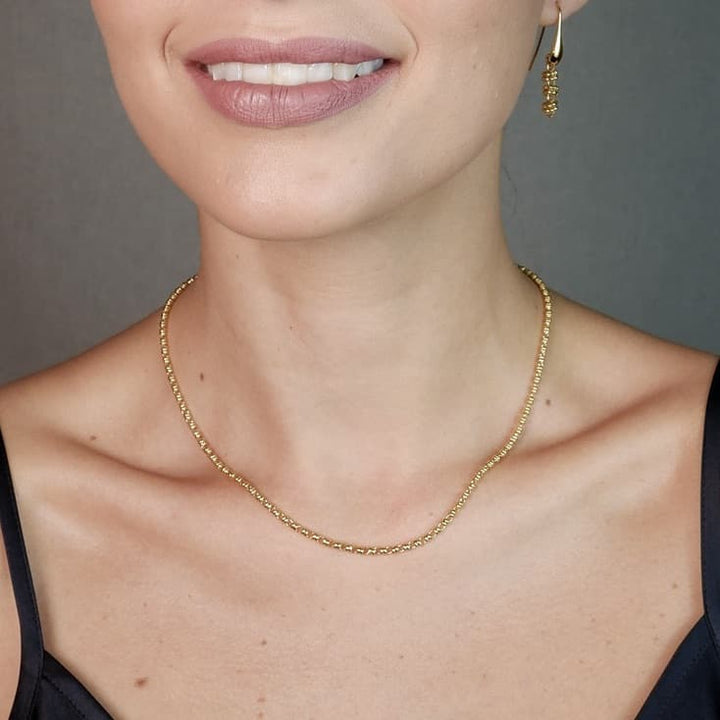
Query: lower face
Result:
<box><xmin>90</xmin><ymin>0</ymin><xmax>542</xmax><ymax>241</ymax></box>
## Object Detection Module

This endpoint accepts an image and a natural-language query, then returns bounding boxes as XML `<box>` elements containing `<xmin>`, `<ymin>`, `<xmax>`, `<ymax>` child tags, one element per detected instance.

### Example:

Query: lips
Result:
<box><xmin>186</xmin><ymin>36</ymin><xmax>394</xmax><ymax>67</ymax></box>
<box><xmin>184</xmin><ymin>36</ymin><xmax>400</xmax><ymax>129</ymax></box>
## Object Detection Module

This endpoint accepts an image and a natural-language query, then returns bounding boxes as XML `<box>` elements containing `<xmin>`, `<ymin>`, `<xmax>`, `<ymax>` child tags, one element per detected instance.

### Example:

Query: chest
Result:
<box><xmin>41</xmin><ymin>513</ymin><xmax>701</xmax><ymax>720</ymax></box>
<box><xmin>27</xmin><ymin>412</ymin><xmax>706</xmax><ymax>720</ymax></box>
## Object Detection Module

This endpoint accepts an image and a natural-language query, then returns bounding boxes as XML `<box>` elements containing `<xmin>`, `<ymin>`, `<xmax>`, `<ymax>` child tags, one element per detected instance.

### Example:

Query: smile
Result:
<box><xmin>203</xmin><ymin>59</ymin><xmax>385</xmax><ymax>86</ymax></box>
<box><xmin>185</xmin><ymin>37</ymin><xmax>400</xmax><ymax>129</ymax></box>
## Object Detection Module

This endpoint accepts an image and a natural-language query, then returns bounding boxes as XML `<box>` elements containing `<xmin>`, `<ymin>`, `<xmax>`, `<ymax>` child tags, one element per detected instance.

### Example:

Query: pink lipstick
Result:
<box><xmin>185</xmin><ymin>37</ymin><xmax>400</xmax><ymax>129</ymax></box>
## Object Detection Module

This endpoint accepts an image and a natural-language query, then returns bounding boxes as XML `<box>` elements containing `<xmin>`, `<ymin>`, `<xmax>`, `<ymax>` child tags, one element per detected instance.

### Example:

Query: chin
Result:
<box><xmin>195</xmin><ymin>181</ymin><xmax>394</xmax><ymax>243</ymax></box>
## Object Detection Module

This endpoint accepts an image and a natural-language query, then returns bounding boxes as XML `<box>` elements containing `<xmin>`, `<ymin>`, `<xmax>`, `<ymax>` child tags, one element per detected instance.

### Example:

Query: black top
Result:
<box><xmin>2</xmin><ymin>358</ymin><xmax>720</xmax><ymax>719</ymax></box>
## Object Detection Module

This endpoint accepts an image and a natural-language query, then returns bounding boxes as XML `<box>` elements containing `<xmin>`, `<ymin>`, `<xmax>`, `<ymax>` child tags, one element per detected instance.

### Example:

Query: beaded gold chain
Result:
<box><xmin>159</xmin><ymin>264</ymin><xmax>552</xmax><ymax>556</ymax></box>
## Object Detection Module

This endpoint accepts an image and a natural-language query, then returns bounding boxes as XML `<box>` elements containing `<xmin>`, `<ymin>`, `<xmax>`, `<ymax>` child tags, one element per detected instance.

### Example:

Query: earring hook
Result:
<box><xmin>550</xmin><ymin>2</ymin><xmax>563</xmax><ymax>63</ymax></box>
<box><xmin>528</xmin><ymin>1</ymin><xmax>563</xmax><ymax>71</ymax></box>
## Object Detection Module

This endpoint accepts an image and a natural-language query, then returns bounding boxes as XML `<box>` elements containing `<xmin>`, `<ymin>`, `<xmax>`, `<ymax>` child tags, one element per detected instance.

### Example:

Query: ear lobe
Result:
<box><xmin>540</xmin><ymin>0</ymin><xmax>590</xmax><ymax>27</ymax></box>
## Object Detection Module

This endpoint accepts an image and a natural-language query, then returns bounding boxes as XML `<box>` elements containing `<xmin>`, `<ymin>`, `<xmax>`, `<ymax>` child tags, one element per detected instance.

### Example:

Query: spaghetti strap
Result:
<box><xmin>701</xmin><ymin>356</ymin><xmax>720</xmax><ymax>656</ymax></box>
<box><xmin>0</xmin><ymin>427</ymin><xmax>44</xmax><ymax>718</ymax></box>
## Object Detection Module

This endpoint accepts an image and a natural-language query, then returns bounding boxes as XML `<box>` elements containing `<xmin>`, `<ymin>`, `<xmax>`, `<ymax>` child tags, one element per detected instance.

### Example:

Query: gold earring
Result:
<box><xmin>529</xmin><ymin>2</ymin><xmax>564</xmax><ymax>118</ymax></box>
<box><xmin>541</xmin><ymin>2</ymin><xmax>563</xmax><ymax>117</ymax></box>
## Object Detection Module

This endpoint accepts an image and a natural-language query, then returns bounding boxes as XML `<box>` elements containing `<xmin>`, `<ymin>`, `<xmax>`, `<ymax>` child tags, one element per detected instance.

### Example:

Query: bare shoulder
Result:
<box><xmin>0</xmin><ymin>310</ymin><xmax>160</xmax><ymax>436</ymax></box>
<box><xmin>522</xmin><ymin>291</ymin><xmax>719</xmax><ymax>546</ymax></box>
<box><xmin>538</xmin><ymin>291</ymin><xmax>718</xmax><ymax>561</ymax></box>
<box><xmin>0</xmin><ymin>307</ymin><xmax>190</xmax><ymax>710</ymax></box>
<box><xmin>0</xmin><ymin>309</ymin><xmax>181</xmax><ymax>481</ymax></box>
<box><xmin>546</xmin><ymin>292</ymin><xmax>718</xmax><ymax>433</ymax></box>
<box><xmin>0</xmin><ymin>307</ymin><xmax>199</xmax><ymax>716</ymax></box>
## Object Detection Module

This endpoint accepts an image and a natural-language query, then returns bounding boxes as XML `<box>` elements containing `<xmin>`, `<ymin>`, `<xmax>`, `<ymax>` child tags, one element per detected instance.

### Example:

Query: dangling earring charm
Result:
<box><xmin>541</xmin><ymin>2</ymin><xmax>563</xmax><ymax>117</ymax></box>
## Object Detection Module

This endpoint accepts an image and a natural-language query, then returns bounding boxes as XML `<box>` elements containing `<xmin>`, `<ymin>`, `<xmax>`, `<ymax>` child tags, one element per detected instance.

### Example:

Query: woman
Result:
<box><xmin>1</xmin><ymin>0</ymin><xmax>718</xmax><ymax>717</ymax></box>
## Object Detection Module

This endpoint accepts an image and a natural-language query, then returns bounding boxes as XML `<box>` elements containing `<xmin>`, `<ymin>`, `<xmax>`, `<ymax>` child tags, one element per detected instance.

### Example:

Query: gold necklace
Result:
<box><xmin>159</xmin><ymin>264</ymin><xmax>552</xmax><ymax>556</ymax></box>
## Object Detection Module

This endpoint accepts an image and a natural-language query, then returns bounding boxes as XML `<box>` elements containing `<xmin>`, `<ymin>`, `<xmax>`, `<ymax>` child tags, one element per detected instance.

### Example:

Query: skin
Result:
<box><xmin>0</xmin><ymin>0</ymin><xmax>718</xmax><ymax>718</ymax></box>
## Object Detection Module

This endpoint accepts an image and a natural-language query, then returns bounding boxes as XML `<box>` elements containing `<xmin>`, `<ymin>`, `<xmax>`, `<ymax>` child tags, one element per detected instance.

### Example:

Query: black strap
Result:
<box><xmin>701</xmin><ymin>356</ymin><xmax>720</xmax><ymax>658</ymax></box>
<box><xmin>0</xmin><ymin>427</ymin><xmax>44</xmax><ymax>718</ymax></box>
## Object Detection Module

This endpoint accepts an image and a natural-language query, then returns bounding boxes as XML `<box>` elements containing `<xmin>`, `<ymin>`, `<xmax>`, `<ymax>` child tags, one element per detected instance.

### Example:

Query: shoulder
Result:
<box><xmin>547</xmin><ymin>292</ymin><xmax>718</xmax><ymax>419</ymax></box>
<box><xmin>529</xmin><ymin>293</ymin><xmax>719</xmax><ymax>504</ymax></box>
<box><xmin>0</xmin><ymin>307</ymin><xmax>183</xmax><ymax>592</ymax></box>
<box><xmin>0</xmin><ymin>306</ymin><xmax>208</xmax><ymax>573</ymax></box>
<box><xmin>0</xmin><ymin>309</ymin><xmax>172</xmax><ymax>474</ymax></box>
<box><xmin>0</xmin><ymin>311</ymin><xmax>172</xmax><ymax>716</ymax></box>
<box><xmin>538</xmin><ymin>293</ymin><xmax>719</xmax><ymax>520</ymax></box>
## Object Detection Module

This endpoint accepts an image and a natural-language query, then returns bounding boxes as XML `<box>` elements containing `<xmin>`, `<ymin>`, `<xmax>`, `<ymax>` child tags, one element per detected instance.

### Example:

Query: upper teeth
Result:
<box><xmin>206</xmin><ymin>59</ymin><xmax>384</xmax><ymax>85</ymax></box>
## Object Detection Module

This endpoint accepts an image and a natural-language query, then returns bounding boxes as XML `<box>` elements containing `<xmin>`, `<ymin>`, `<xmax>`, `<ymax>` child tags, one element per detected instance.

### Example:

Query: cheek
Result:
<box><xmin>351</xmin><ymin>0</ymin><xmax>539</xmax><ymax>207</ymax></box>
<box><xmin>90</xmin><ymin>0</ymin><xmax>172</xmax><ymax>116</ymax></box>
<box><xmin>396</xmin><ymin>0</ymin><xmax>539</xmax><ymax>135</ymax></box>
<box><xmin>90</xmin><ymin>1</ymin><xmax>168</xmax><ymax>51</ymax></box>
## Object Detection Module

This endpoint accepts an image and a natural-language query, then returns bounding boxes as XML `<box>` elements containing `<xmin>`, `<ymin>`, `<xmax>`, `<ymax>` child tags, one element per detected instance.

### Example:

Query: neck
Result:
<box><xmin>164</xmin><ymin>137</ymin><xmax>549</xmax><ymax>538</ymax></box>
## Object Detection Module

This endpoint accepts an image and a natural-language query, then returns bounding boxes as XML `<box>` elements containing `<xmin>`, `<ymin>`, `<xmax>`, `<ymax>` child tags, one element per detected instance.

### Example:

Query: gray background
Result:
<box><xmin>1</xmin><ymin>0</ymin><xmax>718</xmax><ymax>384</ymax></box>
